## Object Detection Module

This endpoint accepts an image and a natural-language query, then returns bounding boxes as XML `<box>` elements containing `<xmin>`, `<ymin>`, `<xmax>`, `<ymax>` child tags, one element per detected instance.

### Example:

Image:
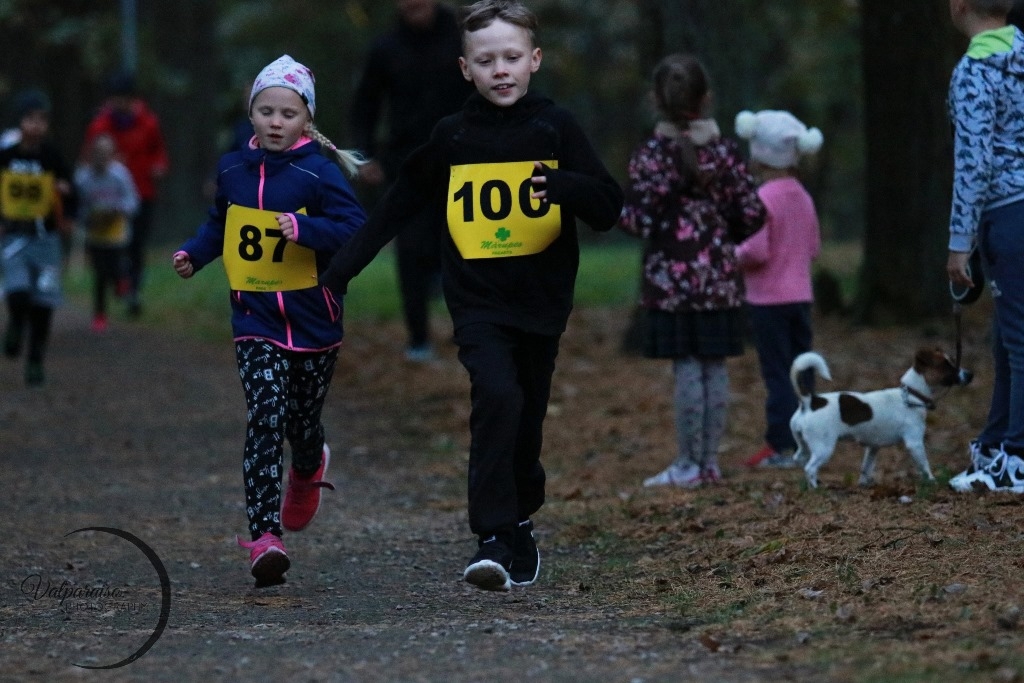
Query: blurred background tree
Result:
<box><xmin>0</xmin><ymin>0</ymin><xmax>969</xmax><ymax>322</ymax></box>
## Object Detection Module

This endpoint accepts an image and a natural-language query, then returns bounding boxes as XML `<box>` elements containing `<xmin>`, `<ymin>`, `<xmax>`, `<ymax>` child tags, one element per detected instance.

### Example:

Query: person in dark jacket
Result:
<box><xmin>323</xmin><ymin>0</ymin><xmax>624</xmax><ymax>592</ymax></box>
<box><xmin>350</xmin><ymin>0</ymin><xmax>475</xmax><ymax>361</ymax></box>
<box><xmin>173</xmin><ymin>55</ymin><xmax>366</xmax><ymax>588</ymax></box>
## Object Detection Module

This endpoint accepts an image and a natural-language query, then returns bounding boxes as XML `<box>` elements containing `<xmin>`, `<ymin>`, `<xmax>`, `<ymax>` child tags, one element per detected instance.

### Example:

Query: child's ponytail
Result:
<box><xmin>309</xmin><ymin>126</ymin><xmax>364</xmax><ymax>178</ymax></box>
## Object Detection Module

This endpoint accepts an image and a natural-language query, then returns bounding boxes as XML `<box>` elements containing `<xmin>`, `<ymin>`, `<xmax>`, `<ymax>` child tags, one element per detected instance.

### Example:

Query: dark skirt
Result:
<box><xmin>642</xmin><ymin>308</ymin><xmax>745</xmax><ymax>359</ymax></box>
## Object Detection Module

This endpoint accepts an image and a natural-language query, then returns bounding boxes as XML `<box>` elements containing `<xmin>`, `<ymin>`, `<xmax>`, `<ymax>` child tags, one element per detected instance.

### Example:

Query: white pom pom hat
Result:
<box><xmin>734</xmin><ymin>109</ymin><xmax>823</xmax><ymax>169</ymax></box>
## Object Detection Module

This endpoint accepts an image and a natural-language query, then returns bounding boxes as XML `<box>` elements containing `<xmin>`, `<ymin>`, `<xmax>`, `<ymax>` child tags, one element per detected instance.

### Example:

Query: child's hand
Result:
<box><xmin>947</xmin><ymin>250</ymin><xmax>972</xmax><ymax>288</ymax></box>
<box><xmin>277</xmin><ymin>213</ymin><xmax>298</xmax><ymax>242</ymax></box>
<box><xmin>530</xmin><ymin>161</ymin><xmax>548</xmax><ymax>202</ymax></box>
<box><xmin>173</xmin><ymin>251</ymin><xmax>194</xmax><ymax>279</ymax></box>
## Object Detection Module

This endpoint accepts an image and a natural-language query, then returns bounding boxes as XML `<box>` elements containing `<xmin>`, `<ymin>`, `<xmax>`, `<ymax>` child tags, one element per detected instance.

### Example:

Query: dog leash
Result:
<box><xmin>950</xmin><ymin>301</ymin><xmax>958</xmax><ymax>370</ymax></box>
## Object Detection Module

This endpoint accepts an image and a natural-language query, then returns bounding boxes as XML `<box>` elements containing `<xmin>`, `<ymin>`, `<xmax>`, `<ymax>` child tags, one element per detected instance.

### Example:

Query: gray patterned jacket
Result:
<box><xmin>948</xmin><ymin>25</ymin><xmax>1024</xmax><ymax>252</ymax></box>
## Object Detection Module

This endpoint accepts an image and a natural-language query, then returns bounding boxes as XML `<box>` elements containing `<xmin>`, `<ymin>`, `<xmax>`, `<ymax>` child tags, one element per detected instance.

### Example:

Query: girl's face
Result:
<box><xmin>249</xmin><ymin>87</ymin><xmax>310</xmax><ymax>153</ymax></box>
<box><xmin>459</xmin><ymin>19</ymin><xmax>541</xmax><ymax>107</ymax></box>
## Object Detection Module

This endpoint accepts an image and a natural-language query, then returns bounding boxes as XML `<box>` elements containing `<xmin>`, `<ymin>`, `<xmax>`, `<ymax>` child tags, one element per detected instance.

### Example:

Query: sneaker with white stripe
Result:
<box><xmin>950</xmin><ymin>446</ymin><xmax>1024</xmax><ymax>494</ymax></box>
<box><xmin>949</xmin><ymin>441</ymin><xmax>998</xmax><ymax>492</ymax></box>
<box><xmin>510</xmin><ymin>519</ymin><xmax>540</xmax><ymax>586</ymax></box>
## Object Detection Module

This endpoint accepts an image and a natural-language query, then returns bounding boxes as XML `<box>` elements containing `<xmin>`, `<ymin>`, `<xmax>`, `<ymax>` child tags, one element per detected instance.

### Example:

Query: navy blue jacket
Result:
<box><xmin>179</xmin><ymin>140</ymin><xmax>365</xmax><ymax>350</ymax></box>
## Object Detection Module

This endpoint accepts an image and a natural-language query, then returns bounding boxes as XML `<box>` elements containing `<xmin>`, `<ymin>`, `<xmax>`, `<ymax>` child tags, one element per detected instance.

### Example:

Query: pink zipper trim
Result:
<box><xmin>323</xmin><ymin>286</ymin><xmax>341</xmax><ymax>322</ymax></box>
<box><xmin>257</xmin><ymin>160</ymin><xmax>266</xmax><ymax>209</ymax></box>
<box><xmin>258</xmin><ymin>157</ymin><xmax>294</xmax><ymax>347</ymax></box>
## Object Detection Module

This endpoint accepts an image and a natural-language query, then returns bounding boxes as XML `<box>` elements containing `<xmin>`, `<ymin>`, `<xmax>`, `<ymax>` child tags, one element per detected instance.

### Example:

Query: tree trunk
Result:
<box><xmin>146</xmin><ymin>0</ymin><xmax>219</xmax><ymax>243</ymax></box>
<box><xmin>856</xmin><ymin>1</ymin><xmax>959</xmax><ymax>323</ymax></box>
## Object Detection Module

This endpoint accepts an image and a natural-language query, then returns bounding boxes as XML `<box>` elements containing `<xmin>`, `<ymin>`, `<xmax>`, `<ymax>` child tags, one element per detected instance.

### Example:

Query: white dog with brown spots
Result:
<box><xmin>788</xmin><ymin>349</ymin><xmax>972</xmax><ymax>489</ymax></box>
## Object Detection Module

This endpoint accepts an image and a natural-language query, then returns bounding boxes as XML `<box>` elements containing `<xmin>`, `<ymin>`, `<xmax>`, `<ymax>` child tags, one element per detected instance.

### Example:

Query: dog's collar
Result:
<box><xmin>901</xmin><ymin>384</ymin><xmax>936</xmax><ymax>410</ymax></box>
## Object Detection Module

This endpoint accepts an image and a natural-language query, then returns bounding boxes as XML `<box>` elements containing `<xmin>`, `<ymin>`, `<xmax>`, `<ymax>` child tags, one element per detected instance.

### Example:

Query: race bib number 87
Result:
<box><xmin>223</xmin><ymin>205</ymin><xmax>317</xmax><ymax>291</ymax></box>
<box><xmin>447</xmin><ymin>161</ymin><xmax>560</xmax><ymax>259</ymax></box>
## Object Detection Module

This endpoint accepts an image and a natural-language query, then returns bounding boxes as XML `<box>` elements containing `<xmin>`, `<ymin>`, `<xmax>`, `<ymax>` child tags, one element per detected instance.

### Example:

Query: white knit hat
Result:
<box><xmin>734</xmin><ymin>109</ymin><xmax>823</xmax><ymax>169</ymax></box>
<box><xmin>249</xmin><ymin>55</ymin><xmax>316</xmax><ymax>119</ymax></box>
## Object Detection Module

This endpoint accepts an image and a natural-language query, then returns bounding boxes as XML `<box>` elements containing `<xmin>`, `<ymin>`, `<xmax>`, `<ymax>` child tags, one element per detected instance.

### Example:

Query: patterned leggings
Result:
<box><xmin>235</xmin><ymin>339</ymin><xmax>339</xmax><ymax>539</ymax></box>
<box><xmin>672</xmin><ymin>357</ymin><xmax>729</xmax><ymax>470</ymax></box>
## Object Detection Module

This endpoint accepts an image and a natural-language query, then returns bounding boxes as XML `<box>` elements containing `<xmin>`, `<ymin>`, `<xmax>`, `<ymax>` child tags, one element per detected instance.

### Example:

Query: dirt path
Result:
<box><xmin>2</xmin><ymin>300</ymin><xmax>1021</xmax><ymax>682</ymax></box>
<box><xmin>0</xmin><ymin>303</ymin><xmax>769</xmax><ymax>682</ymax></box>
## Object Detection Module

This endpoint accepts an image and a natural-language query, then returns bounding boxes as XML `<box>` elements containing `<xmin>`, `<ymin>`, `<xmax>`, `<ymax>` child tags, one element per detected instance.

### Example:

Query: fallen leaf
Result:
<box><xmin>698</xmin><ymin>632</ymin><xmax>721</xmax><ymax>653</ymax></box>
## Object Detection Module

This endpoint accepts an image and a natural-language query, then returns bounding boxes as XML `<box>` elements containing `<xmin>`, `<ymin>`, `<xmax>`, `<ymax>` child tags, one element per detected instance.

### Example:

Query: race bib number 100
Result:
<box><xmin>223</xmin><ymin>205</ymin><xmax>317</xmax><ymax>291</ymax></box>
<box><xmin>447</xmin><ymin>161</ymin><xmax>560</xmax><ymax>259</ymax></box>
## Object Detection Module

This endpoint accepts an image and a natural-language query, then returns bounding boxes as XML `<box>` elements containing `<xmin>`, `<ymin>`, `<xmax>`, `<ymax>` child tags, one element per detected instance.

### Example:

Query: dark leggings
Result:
<box><xmin>88</xmin><ymin>246</ymin><xmax>126</xmax><ymax>316</ymax></box>
<box><xmin>5</xmin><ymin>290</ymin><xmax>52</xmax><ymax>364</ymax></box>
<box><xmin>235</xmin><ymin>339</ymin><xmax>339</xmax><ymax>539</ymax></box>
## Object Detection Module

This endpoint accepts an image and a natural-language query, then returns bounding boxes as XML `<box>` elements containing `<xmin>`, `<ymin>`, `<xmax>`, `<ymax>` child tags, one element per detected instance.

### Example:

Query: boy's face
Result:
<box><xmin>249</xmin><ymin>87</ymin><xmax>311</xmax><ymax>153</ymax></box>
<box><xmin>19</xmin><ymin>110</ymin><xmax>49</xmax><ymax>145</ymax></box>
<box><xmin>459</xmin><ymin>18</ymin><xmax>541</xmax><ymax>107</ymax></box>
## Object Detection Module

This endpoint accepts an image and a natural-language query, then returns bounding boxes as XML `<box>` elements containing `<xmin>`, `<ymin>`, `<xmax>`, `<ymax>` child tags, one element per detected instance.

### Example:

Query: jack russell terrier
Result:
<box><xmin>789</xmin><ymin>349</ymin><xmax>972</xmax><ymax>489</ymax></box>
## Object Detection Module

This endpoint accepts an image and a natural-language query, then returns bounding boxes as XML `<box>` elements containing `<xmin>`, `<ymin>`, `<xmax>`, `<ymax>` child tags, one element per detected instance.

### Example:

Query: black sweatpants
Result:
<box><xmin>454</xmin><ymin>322</ymin><xmax>557</xmax><ymax>544</ymax></box>
<box><xmin>235</xmin><ymin>339</ymin><xmax>339</xmax><ymax>539</ymax></box>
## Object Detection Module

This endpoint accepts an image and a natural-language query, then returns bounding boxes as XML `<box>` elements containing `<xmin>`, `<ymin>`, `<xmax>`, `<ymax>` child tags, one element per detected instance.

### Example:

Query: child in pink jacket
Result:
<box><xmin>734</xmin><ymin>109</ymin><xmax>823</xmax><ymax>468</ymax></box>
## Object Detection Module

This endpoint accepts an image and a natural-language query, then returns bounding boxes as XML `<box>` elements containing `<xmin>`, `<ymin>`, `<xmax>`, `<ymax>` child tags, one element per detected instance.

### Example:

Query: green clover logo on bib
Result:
<box><xmin>495</xmin><ymin>227</ymin><xmax>511</xmax><ymax>241</ymax></box>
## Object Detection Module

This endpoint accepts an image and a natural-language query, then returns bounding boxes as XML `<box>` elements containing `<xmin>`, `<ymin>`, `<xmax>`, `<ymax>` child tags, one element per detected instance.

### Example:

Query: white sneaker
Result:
<box><xmin>950</xmin><ymin>448</ymin><xmax>1024</xmax><ymax>494</ymax></box>
<box><xmin>949</xmin><ymin>441</ymin><xmax>998</xmax><ymax>492</ymax></box>
<box><xmin>643</xmin><ymin>463</ymin><xmax>702</xmax><ymax>489</ymax></box>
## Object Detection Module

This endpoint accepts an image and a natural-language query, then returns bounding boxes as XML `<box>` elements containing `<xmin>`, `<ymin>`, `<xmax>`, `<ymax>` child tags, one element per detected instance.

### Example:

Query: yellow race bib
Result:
<box><xmin>0</xmin><ymin>170</ymin><xmax>55</xmax><ymax>221</ymax></box>
<box><xmin>447</xmin><ymin>161</ymin><xmax>560</xmax><ymax>259</ymax></box>
<box><xmin>87</xmin><ymin>210</ymin><xmax>129</xmax><ymax>246</ymax></box>
<box><xmin>223</xmin><ymin>205</ymin><xmax>317</xmax><ymax>292</ymax></box>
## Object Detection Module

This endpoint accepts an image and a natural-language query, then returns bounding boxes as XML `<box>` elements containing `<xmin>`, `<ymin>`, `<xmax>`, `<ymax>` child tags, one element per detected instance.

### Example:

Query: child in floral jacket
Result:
<box><xmin>619</xmin><ymin>53</ymin><xmax>765</xmax><ymax>489</ymax></box>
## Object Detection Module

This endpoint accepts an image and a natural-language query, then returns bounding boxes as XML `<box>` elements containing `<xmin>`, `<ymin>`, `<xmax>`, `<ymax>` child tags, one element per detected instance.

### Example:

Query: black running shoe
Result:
<box><xmin>510</xmin><ymin>519</ymin><xmax>540</xmax><ymax>586</ymax></box>
<box><xmin>463</xmin><ymin>536</ymin><xmax>512</xmax><ymax>592</ymax></box>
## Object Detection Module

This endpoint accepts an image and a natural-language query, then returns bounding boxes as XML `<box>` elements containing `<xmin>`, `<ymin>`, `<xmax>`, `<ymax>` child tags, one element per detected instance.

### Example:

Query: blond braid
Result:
<box><xmin>309</xmin><ymin>125</ymin><xmax>364</xmax><ymax>178</ymax></box>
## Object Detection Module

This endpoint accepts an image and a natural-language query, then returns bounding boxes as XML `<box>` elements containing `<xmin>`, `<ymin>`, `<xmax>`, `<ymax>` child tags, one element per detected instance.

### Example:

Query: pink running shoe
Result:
<box><xmin>701</xmin><ymin>464</ymin><xmax>722</xmax><ymax>484</ymax></box>
<box><xmin>744</xmin><ymin>444</ymin><xmax>777</xmax><ymax>468</ymax></box>
<box><xmin>238</xmin><ymin>532</ymin><xmax>289</xmax><ymax>587</ymax></box>
<box><xmin>282</xmin><ymin>444</ymin><xmax>335</xmax><ymax>532</ymax></box>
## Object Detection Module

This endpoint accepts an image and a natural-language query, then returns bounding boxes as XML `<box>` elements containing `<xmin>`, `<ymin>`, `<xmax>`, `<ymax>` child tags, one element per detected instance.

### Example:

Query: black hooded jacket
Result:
<box><xmin>324</xmin><ymin>91</ymin><xmax>624</xmax><ymax>336</ymax></box>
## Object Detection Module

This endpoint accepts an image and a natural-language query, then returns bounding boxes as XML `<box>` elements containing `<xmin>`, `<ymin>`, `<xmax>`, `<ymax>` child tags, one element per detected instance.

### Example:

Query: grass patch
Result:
<box><xmin>64</xmin><ymin>240</ymin><xmax>860</xmax><ymax>342</ymax></box>
<box><xmin>65</xmin><ymin>242</ymin><xmax>645</xmax><ymax>340</ymax></box>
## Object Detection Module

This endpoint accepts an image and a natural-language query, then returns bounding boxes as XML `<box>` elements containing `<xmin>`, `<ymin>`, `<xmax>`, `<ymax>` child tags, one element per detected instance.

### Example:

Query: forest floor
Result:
<box><xmin>2</xmin><ymin>291</ymin><xmax>1023</xmax><ymax>682</ymax></box>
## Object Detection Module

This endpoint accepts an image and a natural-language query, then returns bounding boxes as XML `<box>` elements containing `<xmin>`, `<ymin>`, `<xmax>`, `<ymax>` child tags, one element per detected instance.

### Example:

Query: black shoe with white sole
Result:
<box><xmin>463</xmin><ymin>536</ymin><xmax>512</xmax><ymax>592</ymax></box>
<box><xmin>510</xmin><ymin>519</ymin><xmax>540</xmax><ymax>586</ymax></box>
